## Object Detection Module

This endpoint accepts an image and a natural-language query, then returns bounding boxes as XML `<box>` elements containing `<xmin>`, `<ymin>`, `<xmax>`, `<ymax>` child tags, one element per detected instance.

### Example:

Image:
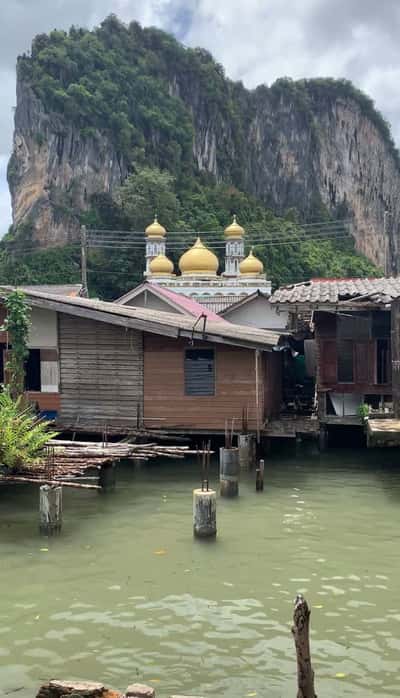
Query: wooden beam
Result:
<box><xmin>26</xmin><ymin>296</ymin><xmax>180</xmax><ymax>339</ymax></box>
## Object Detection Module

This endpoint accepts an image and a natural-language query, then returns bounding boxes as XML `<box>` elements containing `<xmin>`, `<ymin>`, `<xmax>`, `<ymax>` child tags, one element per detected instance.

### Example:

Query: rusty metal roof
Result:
<box><xmin>270</xmin><ymin>277</ymin><xmax>400</xmax><ymax>305</ymax></box>
<box><xmin>19</xmin><ymin>284</ymin><xmax>84</xmax><ymax>297</ymax></box>
<box><xmin>1</xmin><ymin>287</ymin><xmax>280</xmax><ymax>351</ymax></box>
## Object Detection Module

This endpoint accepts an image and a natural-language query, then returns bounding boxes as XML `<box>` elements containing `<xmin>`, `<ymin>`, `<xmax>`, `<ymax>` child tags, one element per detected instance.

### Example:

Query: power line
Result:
<box><xmin>84</xmin><ymin>234</ymin><xmax>353</xmax><ymax>252</ymax></box>
<box><xmin>86</xmin><ymin>230</ymin><xmax>351</xmax><ymax>246</ymax></box>
<box><xmin>85</xmin><ymin>228</ymin><xmax>353</xmax><ymax>246</ymax></box>
<box><xmin>87</xmin><ymin>218</ymin><xmax>353</xmax><ymax>236</ymax></box>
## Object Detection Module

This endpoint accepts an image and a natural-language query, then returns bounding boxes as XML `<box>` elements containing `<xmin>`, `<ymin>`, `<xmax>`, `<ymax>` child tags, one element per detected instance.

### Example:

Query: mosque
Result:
<box><xmin>143</xmin><ymin>215</ymin><xmax>271</xmax><ymax>313</ymax></box>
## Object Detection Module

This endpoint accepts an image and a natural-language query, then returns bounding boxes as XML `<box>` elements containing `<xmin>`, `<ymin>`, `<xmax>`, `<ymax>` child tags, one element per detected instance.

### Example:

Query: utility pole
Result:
<box><xmin>80</xmin><ymin>225</ymin><xmax>88</xmax><ymax>298</ymax></box>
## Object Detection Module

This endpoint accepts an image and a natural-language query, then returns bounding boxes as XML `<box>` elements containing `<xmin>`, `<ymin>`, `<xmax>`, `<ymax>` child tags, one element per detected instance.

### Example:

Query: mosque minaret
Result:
<box><xmin>144</xmin><ymin>215</ymin><xmax>271</xmax><ymax>309</ymax></box>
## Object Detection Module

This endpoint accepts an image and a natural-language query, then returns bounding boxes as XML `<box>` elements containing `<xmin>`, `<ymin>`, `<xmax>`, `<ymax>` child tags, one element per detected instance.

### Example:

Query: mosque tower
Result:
<box><xmin>144</xmin><ymin>216</ymin><xmax>167</xmax><ymax>276</ymax></box>
<box><xmin>223</xmin><ymin>215</ymin><xmax>245</xmax><ymax>276</ymax></box>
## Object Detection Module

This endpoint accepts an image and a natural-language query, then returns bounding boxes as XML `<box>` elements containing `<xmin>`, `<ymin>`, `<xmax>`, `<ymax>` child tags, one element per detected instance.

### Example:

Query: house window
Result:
<box><xmin>25</xmin><ymin>349</ymin><xmax>41</xmax><ymax>391</ymax></box>
<box><xmin>376</xmin><ymin>338</ymin><xmax>390</xmax><ymax>385</ymax></box>
<box><xmin>337</xmin><ymin>340</ymin><xmax>354</xmax><ymax>383</ymax></box>
<box><xmin>184</xmin><ymin>349</ymin><xmax>215</xmax><ymax>396</ymax></box>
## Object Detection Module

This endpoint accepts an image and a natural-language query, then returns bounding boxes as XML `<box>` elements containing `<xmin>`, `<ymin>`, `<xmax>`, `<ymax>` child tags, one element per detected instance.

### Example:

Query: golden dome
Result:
<box><xmin>239</xmin><ymin>248</ymin><xmax>264</xmax><ymax>276</ymax></box>
<box><xmin>179</xmin><ymin>237</ymin><xmax>219</xmax><ymax>276</ymax></box>
<box><xmin>149</xmin><ymin>254</ymin><xmax>174</xmax><ymax>276</ymax></box>
<box><xmin>145</xmin><ymin>216</ymin><xmax>166</xmax><ymax>238</ymax></box>
<box><xmin>224</xmin><ymin>214</ymin><xmax>245</xmax><ymax>238</ymax></box>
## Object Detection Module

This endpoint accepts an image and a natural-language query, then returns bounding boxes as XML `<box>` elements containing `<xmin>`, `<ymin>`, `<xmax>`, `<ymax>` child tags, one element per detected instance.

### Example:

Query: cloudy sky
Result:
<box><xmin>1</xmin><ymin>0</ymin><xmax>400</xmax><ymax>234</ymax></box>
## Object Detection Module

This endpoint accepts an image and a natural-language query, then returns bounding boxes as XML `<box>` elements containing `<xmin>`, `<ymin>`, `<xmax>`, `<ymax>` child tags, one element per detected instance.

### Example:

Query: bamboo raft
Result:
<box><xmin>0</xmin><ymin>439</ymin><xmax>213</xmax><ymax>489</ymax></box>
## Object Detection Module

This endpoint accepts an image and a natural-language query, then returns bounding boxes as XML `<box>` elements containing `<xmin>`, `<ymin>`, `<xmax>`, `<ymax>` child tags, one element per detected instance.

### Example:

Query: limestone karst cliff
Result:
<box><xmin>8</xmin><ymin>18</ymin><xmax>400</xmax><ymax>272</ymax></box>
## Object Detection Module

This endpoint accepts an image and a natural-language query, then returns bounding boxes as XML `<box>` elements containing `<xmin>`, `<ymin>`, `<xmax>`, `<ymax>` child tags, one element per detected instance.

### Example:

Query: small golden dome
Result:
<box><xmin>224</xmin><ymin>214</ymin><xmax>245</xmax><ymax>238</ymax></box>
<box><xmin>239</xmin><ymin>248</ymin><xmax>264</xmax><ymax>276</ymax></box>
<box><xmin>179</xmin><ymin>237</ymin><xmax>219</xmax><ymax>276</ymax></box>
<box><xmin>149</xmin><ymin>254</ymin><xmax>174</xmax><ymax>276</ymax></box>
<box><xmin>145</xmin><ymin>216</ymin><xmax>166</xmax><ymax>238</ymax></box>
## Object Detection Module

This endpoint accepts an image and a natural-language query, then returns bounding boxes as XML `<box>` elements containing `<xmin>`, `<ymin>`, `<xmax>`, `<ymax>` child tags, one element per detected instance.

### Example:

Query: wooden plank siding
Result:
<box><xmin>316</xmin><ymin>311</ymin><xmax>391</xmax><ymax>395</ymax></box>
<box><xmin>143</xmin><ymin>334</ymin><xmax>273</xmax><ymax>431</ymax></box>
<box><xmin>26</xmin><ymin>391</ymin><xmax>60</xmax><ymax>412</ymax></box>
<box><xmin>264</xmin><ymin>351</ymin><xmax>282</xmax><ymax>419</ymax></box>
<box><xmin>58</xmin><ymin>314</ymin><xmax>143</xmax><ymax>430</ymax></box>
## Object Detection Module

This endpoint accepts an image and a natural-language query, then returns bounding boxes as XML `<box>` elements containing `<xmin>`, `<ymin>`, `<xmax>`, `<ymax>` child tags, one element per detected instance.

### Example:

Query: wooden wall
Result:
<box><xmin>264</xmin><ymin>351</ymin><xmax>283</xmax><ymax>419</ymax></box>
<box><xmin>58</xmin><ymin>314</ymin><xmax>143</xmax><ymax>430</ymax></box>
<box><xmin>26</xmin><ymin>391</ymin><xmax>60</xmax><ymax>412</ymax></box>
<box><xmin>143</xmin><ymin>334</ymin><xmax>278</xmax><ymax>431</ymax></box>
<box><xmin>316</xmin><ymin>311</ymin><xmax>391</xmax><ymax>395</ymax></box>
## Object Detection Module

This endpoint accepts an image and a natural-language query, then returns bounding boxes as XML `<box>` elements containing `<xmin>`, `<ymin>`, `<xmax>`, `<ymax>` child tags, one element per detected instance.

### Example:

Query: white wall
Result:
<box><xmin>223</xmin><ymin>296</ymin><xmax>289</xmax><ymax>330</ymax></box>
<box><xmin>28</xmin><ymin>308</ymin><xmax>58</xmax><ymax>348</ymax></box>
<box><xmin>27</xmin><ymin>308</ymin><xmax>59</xmax><ymax>392</ymax></box>
<box><xmin>125</xmin><ymin>293</ymin><xmax>182</xmax><ymax>314</ymax></box>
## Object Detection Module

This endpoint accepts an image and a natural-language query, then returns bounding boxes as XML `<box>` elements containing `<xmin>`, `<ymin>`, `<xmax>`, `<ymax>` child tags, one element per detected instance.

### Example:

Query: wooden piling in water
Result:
<box><xmin>292</xmin><ymin>595</ymin><xmax>316</xmax><ymax>698</ymax></box>
<box><xmin>39</xmin><ymin>485</ymin><xmax>62</xmax><ymax>535</ymax></box>
<box><xmin>255</xmin><ymin>459</ymin><xmax>264</xmax><ymax>491</ymax></box>
<box><xmin>219</xmin><ymin>447</ymin><xmax>239</xmax><ymax>497</ymax></box>
<box><xmin>193</xmin><ymin>488</ymin><xmax>216</xmax><ymax>538</ymax></box>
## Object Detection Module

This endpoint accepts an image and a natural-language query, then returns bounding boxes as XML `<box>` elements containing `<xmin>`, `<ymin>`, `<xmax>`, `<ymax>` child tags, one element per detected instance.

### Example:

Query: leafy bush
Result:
<box><xmin>2</xmin><ymin>290</ymin><xmax>31</xmax><ymax>398</ymax></box>
<box><xmin>0</xmin><ymin>389</ymin><xmax>58</xmax><ymax>472</ymax></box>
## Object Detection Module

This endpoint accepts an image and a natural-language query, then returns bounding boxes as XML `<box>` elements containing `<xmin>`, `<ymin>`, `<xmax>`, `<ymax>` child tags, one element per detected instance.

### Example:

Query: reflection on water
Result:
<box><xmin>1</xmin><ymin>447</ymin><xmax>400</xmax><ymax>697</ymax></box>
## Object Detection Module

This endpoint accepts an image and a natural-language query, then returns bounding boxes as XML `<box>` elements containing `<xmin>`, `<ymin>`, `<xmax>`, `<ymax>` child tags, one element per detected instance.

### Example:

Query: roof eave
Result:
<box><xmin>18</xmin><ymin>293</ymin><xmax>278</xmax><ymax>350</ymax></box>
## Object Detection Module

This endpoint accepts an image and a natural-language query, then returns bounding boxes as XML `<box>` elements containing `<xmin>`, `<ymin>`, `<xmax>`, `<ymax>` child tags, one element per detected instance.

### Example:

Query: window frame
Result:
<box><xmin>184</xmin><ymin>346</ymin><xmax>216</xmax><ymax>397</ymax></box>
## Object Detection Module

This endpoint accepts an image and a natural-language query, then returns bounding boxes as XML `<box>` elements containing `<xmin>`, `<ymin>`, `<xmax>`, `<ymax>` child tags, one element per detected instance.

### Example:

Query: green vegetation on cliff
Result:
<box><xmin>5</xmin><ymin>15</ymin><xmax>385</xmax><ymax>297</ymax></box>
<box><xmin>1</xmin><ymin>167</ymin><xmax>379</xmax><ymax>300</ymax></box>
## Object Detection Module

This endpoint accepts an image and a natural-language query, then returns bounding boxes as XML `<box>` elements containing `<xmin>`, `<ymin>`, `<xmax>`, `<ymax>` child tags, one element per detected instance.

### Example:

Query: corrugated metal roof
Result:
<box><xmin>270</xmin><ymin>277</ymin><xmax>400</xmax><ymax>305</ymax></box>
<box><xmin>144</xmin><ymin>285</ymin><xmax>227</xmax><ymax>322</ymax></box>
<box><xmin>20</xmin><ymin>284</ymin><xmax>83</xmax><ymax>297</ymax></box>
<box><xmin>195</xmin><ymin>295</ymin><xmax>248</xmax><ymax>313</ymax></box>
<box><xmin>2</xmin><ymin>287</ymin><xmax>280</xmax><ymax>350</ymax></box>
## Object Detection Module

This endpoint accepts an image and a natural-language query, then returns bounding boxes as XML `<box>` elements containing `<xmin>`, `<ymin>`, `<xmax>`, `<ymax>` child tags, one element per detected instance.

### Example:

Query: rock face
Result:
<box><xmin>9</xmin><ymin>69</ymin><xmax>400</xmax><ymax>272</ymax></box>
<box><xmin>8</xmin><ymin>80</ymin><xmax>128</xmax><ymax>246</ymax></box>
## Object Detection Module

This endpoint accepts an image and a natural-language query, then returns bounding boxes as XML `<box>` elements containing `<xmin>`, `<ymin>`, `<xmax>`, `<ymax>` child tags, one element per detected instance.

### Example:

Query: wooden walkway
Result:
<box><xmin>367</xmin><ymin>419</ymin><xmax>400</xmax><ymax>448</ymax></box>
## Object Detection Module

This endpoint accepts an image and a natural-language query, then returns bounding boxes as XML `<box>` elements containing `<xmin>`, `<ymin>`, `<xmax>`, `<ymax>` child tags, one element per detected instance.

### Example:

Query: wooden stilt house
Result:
<box><xmin>0</xmin><ymin>289</ymin><xmax>282</xmax><ymax>435</ymax></box>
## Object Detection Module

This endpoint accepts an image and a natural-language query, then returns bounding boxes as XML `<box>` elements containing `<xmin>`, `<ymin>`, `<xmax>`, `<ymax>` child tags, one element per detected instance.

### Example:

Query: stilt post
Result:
<box><xmin>99</xmin><ymin>461</ymin><xmax>116</xmax><ymax>491</ymax></box>
<box><xmin>39</xmin><ymin>485</ymin><xmax>62</xmax><ymax>535</ymax></box>
<box><xmin>193</xmin><ymin>488</ymin><xmax>217</xmax><ymax>538</ymax></box>
<box><xmin>318</xmin><ymin>425</ymin><xmax>328</xmax><ymax>451</ymax></box>
<box><xmin>238</xmin><ymin>433</ymin><xmax>254</xmax><ymax>470</ymax></box>
<box><xmin>219</xmin><ymin>447</ymin><xmax>239</xmax><ymax>497</ymax></box>
<box><xmin>255</xmin><ymin>459</ymin><xmax>264</xmax><ymax>491</ymax></box>
<box><xmin>292</xmin><ymin>595</ymin><xmax>316</xmax><ymax>698</ymax></box>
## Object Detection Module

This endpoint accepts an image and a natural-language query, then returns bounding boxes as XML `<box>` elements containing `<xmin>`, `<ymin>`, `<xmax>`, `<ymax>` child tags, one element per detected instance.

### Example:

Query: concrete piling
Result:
<box><xmin>256</xmin><ymin>459</ymin><xmax>264</xmax><ymax>491</ymax></box>
<box><xmin>219</xmin><ymin>447</ymin><xmax>240</xmax><ymax>497</ymax></box>
<box><xmin>193</xmin><ymin>488</ymin><xmax>217</xmax><ymax>538</ymax></box>
<box><xmin>39</xmin><ymin>485</ymin><xmax>62</xmax><ymax>535</ymax></box>
<box><xmin>238</xmin><ymin>433</ymin><xmax>254</xmax><ymax>470</ymax></box>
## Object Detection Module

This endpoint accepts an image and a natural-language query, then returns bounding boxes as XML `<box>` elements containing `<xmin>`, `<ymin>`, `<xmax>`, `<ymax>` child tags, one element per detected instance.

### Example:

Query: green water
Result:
<box><xmin>2</xmin><ymin>447</ymin><xmax>400</xmax><ymax>698</ymax></box>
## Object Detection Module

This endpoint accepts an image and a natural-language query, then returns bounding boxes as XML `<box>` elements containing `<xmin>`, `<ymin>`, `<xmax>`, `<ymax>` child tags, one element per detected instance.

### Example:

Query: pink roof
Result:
<box><xmin>153</xmin><ymin>285</ymin><xmax>227</xmax><ymax>322</ymax></box>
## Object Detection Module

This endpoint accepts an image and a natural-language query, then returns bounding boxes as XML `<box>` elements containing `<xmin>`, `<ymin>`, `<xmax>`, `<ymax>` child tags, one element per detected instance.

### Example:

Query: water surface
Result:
<box><xmin>1</xmin><ymin>447</ymin><xmax>400</xmax><ymax>697</ymax></box>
